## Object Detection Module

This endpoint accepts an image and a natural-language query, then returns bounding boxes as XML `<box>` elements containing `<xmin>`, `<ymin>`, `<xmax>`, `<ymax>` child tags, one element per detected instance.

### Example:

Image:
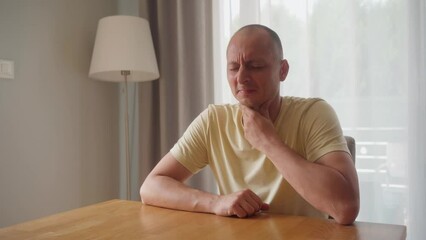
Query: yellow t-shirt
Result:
<box><xmin>170</xmin><ymin>96</ymin><xmax>349</xmax><ymax>218</ymax></box>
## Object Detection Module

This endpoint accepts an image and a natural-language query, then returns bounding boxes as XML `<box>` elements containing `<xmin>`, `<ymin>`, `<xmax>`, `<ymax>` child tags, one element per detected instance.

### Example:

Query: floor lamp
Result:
<box><xmin>89</xmin><ymin>15</ymin><xmax>159</xmax><ymax>200</ymax></box>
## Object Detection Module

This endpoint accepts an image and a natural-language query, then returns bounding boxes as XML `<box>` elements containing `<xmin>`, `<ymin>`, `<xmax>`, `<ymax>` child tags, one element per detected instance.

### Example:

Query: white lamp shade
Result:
<box><xmin>89</xmin><ymin>15</ymin><xmax>159</xmax><ymax>82</ymax></box>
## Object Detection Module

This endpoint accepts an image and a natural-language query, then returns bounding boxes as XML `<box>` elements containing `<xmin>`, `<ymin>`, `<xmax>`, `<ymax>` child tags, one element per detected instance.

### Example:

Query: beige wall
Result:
<box><xmin>0</xmin><ymin>0</ymin><xmax>119</xmax><ymax>227</ymax></box>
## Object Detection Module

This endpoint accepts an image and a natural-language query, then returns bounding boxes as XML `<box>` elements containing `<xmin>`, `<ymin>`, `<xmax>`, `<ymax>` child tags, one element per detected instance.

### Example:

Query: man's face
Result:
<box><xmin>227</xmin><ymin>30</ymin><xmax>286</xmax><ymax>109</ymax></box>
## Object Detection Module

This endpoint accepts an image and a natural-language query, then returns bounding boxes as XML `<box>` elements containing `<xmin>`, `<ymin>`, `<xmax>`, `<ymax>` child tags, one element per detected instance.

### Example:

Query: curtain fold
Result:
<box><xmin>137</xmin><ymin>0</ymin><xmax>216</xmax><ymax>195</ymax></box>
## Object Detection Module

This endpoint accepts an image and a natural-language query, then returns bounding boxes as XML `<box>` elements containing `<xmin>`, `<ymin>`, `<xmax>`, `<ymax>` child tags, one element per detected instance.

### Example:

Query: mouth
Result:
<box><xmin>237</xmin><ymin>88</ymin><xmax>256</xmax><ymax>94</ymax></box>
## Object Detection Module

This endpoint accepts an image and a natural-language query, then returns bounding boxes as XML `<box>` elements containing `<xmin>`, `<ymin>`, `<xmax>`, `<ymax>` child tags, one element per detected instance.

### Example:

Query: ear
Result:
<box><xmin>279</xmin><ymin>59</ymin><xmax>289</xmax><ymax>82</ymax></box>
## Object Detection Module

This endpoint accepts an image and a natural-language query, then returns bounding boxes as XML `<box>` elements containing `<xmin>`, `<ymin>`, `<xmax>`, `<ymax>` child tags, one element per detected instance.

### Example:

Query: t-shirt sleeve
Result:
<box><xmin>302</xmin><ymin>100</ymin><xmax>350</xmax><ymax>162</ymax></box>
<box><xmin>170</xmin><ymin>108</ymin><xmax>210</xmax><ymax>173</ymax></box>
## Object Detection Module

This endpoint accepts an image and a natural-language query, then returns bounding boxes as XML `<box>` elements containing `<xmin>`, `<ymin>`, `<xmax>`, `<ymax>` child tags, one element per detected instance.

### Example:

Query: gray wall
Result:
<box><xmin>0</xmin><ymin>0</ymin><xmax>119</xmax><ymax>227</ymax></box>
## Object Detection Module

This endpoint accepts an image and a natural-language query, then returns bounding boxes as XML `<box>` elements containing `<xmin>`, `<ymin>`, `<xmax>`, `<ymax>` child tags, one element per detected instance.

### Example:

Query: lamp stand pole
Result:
<box><xmin>121</xmin><ymin>70</ymin><xmax>131</xmax><ymax>200</ymax></box>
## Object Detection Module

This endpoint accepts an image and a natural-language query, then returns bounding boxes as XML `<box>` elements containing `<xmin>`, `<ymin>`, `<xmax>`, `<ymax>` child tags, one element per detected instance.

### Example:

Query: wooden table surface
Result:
<box><xmin>0</xmin><ymin>199</ymin><xmax>406</xmax><ymax>240</ymax></box>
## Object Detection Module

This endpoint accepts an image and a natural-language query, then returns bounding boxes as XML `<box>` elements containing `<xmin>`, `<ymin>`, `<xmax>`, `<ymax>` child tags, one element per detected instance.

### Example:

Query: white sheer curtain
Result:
<box><xmin>213</xmin><ymin>0</ymin><xmax>425</xmax><ymax>239</ymax></box>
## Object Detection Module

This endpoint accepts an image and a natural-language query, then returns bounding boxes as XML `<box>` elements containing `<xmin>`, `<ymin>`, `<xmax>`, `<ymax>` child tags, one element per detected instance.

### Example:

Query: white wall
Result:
<box><xmin>0</xmin><ymin>0</ymin><xmax>119</xmax><ymax>227</ymax></box>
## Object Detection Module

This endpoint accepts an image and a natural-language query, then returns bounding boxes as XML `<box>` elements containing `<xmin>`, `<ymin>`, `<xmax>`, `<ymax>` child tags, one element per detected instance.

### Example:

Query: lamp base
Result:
<box><xmin>122</xmin><ymin>70</ymin><xmax>131</xmax><ymax>200</ymax></box>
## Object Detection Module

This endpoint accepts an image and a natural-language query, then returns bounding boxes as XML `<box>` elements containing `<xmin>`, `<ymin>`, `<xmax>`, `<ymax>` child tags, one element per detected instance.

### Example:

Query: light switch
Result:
<box><xmin>0</xmin><ymin>59</ymin><xmax>15</xmax><ymax>79</ymax></box>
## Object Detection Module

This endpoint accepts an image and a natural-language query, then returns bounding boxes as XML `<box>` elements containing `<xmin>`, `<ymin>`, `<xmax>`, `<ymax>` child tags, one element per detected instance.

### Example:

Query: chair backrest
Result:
<box><xmin>344</xmin><ymin>136</ymin><xmax>356</xmax><ymax>164</ymax></box>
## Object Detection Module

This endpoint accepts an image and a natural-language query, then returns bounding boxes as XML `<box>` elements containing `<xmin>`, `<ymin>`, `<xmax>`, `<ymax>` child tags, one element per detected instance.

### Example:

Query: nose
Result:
<box><xmin>236</xmin><ymin>65</ymin><xmax>250</xmax><ymax>84</ymax></box>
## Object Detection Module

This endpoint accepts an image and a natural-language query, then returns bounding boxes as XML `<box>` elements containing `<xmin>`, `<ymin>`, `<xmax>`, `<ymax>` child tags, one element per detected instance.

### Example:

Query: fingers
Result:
<box><xmin>240</xmin><ymin>103</ymin><xmax>270</xmax><ymax>122</ymax></box>
<box><xmin>240</xmin><ymin>105</ymin><xmax>260</xmax><ymax>127</ymax></box>
<box><xmin>231</xmin><ymin>202</ymin><xmax>252</xmax><ymax>218</ymax></box>
<box><xmin>246</xmin><ymin>190</ymin><xmax>264</xmax><ymax>210</ymax></box>
<box><xmin>239</xmin><ymin>99</ymin><xmax>272</xmax><ymax>120</ymax></box>
<box><xmin>239</xmin><ymin>104</ymin><xmax>252</xmax><ymax>118</ymax></box>
<box><xmin>223</xmin><ymin>189</ymin><xmax>268</xmax><ymax>218</ymax></box>
<box><xmin>261</xmin><ymin>203</ymin><xmax>270</xmax><ymax>211</ymax></box>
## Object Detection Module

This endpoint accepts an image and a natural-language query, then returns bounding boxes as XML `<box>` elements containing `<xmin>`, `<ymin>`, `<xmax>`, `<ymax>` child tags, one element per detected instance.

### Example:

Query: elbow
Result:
<box><xmin>139</xmin><ymin>184</ymin><xmax>146</xmax><ymax>204</ymax></box>
<box><xmin>332</xmin><ymin>202</ymin><xmax>360</xmax><ymax>225</ymax></box>
<box><xmin>139</xmin><ymin>181</ymin><xmax>151</xmax><ymax>205</ymax></box>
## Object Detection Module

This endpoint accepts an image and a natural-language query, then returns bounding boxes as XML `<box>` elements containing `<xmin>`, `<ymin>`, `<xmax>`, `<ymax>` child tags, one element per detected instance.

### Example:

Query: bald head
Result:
<box><xmin>227</xmin><ymin>24</ymin><xmax>283</xmax><ymax>60</ymax></box>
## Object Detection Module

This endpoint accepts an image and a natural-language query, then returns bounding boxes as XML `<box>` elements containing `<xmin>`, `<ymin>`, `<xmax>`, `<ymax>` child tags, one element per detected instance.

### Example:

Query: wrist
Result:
<box><xmin>261</xmin><ymin>135</ymin><xmax>283</xmax><ymax>155</ymax></box>
<box><xmin>205</xmin><ymin>194</ymin><xmax>221</xmax><ymax>215</ymax></box>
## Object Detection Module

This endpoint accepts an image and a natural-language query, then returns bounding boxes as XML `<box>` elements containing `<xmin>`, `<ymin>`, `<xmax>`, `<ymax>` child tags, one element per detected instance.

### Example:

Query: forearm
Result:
<box><xmin>264</xmin><ymin>139</ymin><xmax>359</xmax><ymax>224</ymax></box>
<box><xmin>240</xmin><ymin>102</ymin><xmax>359</xmax><ymax>223</ymax></box>
<box><xmin>140</xmin><ymin>175</ymin><xmax>218</xmax><ymax>214</ymax></box>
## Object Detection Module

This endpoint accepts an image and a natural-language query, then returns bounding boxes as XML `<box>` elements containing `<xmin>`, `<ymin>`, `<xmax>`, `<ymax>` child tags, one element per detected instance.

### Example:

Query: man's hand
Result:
<box><xmin>213</xmin><ymin>189</ymin><xmax>269</xmax><ymax>218</ymax></box>
<box><xmin>240</xmin><ymin>100</ymin><xmax>280</xmax><ymax>153</ymax></box>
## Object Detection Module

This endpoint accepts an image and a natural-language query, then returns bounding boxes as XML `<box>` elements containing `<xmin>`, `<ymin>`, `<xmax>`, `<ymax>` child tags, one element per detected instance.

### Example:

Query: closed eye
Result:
<box><xmin>228</xmin><ymin>64</ymin><xmax>240</xmax><ymax>72</ymax></box>
<box><xmin>249</xmin><ymin>64</ymin><xmax>265</xmax><ymax>70</ymax></box>
<box><xmin>247</xmin><ymin>60</ymin><xmax>266</xmax><ymax>70</ymax></box>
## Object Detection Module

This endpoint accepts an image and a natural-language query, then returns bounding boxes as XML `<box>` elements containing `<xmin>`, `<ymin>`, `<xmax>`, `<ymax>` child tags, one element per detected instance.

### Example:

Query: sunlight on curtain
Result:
<box><xmin>213</xmin><ymin>0</ymin><xmax>425</xmax><ymax>239</ymax></box>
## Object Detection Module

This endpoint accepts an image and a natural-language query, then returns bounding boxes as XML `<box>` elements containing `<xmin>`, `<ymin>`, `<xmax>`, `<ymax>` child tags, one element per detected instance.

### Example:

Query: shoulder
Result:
<box><xmin>282</xmin><ymin>96</ymin><xmax>323</xmax><ymax>107</ymax></box>
<box><xmin>207</xmin><ymin>103</ymin><xmax>239</xmax><ymax>113</ymax></box>
<box><xmin>206</xmin><ymin>103</ymin><xmax>240</xmax><ymax>119</ymax></box>
<box><xmin>282</xmin><ymin>96</ymin><xmax>331</xmax><ymax>116</ymax></box>
<box><xmin>189</xmin><ymin>104</ymin><xmax>239</xmax><ymax>130</ymax></box>
<box><xmin>281</xmin><ymin>96</ymin><xmax>340</xmax><ymax>130</ymax></box>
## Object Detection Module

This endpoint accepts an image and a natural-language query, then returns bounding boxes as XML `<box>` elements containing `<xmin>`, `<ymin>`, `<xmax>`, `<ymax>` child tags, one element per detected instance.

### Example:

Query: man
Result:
<box><xmin>140</xmin><ymin>24</ymin><xmax>359</xmax><ymax>225</ymax></box>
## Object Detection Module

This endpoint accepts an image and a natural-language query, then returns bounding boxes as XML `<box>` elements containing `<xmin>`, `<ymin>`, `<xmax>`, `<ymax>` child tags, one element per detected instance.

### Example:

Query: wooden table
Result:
<box><xmin>0</xmin><ymin>199</ymin><xmax>406</xmax><ymax>240</ymax></box>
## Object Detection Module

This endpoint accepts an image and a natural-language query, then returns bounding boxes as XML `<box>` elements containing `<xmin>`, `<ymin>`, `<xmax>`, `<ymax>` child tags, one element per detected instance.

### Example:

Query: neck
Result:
<box><xmin>268</xmin><ymin>96</ymin><xmax>282</xmax><ymax>122</ymax></box>
<box><xmin>251</xmin><ymin>96</ymin><xmax>282</xmax><ymax>121</ymax></box>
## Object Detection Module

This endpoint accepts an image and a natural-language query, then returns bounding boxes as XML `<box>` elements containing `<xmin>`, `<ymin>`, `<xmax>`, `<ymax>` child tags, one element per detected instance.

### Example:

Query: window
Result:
<box><xmin>213</xmin><ymin>0</ymin><xmax>409</xmax><ymax>225</ymax></box>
